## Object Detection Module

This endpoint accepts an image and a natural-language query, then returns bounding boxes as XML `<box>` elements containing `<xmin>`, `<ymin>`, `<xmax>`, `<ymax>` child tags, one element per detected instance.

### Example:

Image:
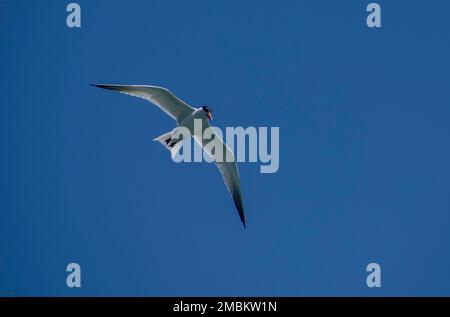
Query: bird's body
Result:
<box><xmin>92</xmin><ymin>84</ymin><xmax>246</xmax><ymax>227</ymax></box>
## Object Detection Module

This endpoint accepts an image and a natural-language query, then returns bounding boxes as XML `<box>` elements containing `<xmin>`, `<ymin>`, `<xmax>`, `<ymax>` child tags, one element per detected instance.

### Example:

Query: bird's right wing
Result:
<box><xmin>92</xmin><ymin>84</ymin><xmax>195</xmax><ymax>123</ymax></box>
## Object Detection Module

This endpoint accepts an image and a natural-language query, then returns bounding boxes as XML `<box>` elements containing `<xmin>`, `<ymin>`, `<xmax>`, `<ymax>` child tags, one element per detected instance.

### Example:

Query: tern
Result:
<box><xmin>92</xmin><ymin>84</ymin><xmax>246</xmax><ymax>228</ymax></box>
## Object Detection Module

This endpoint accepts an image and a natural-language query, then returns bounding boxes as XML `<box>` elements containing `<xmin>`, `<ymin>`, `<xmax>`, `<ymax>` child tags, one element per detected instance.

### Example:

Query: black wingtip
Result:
<box><xmin>239</xmin><ymin>210</ymin><xmax>247</xmax><ymax>229</ymax></box>
<box><xmin>232</xmin><ymin>189</ymin><xmax>247</xmax><ymax>229</ymax></box>
<box><xmin>90</xmin><ymin>84</ymin><xmax>105</xmax><ymax>88</ymax></box>
<box><xmin>90</xmin><ymin>84</ymin><xmax>122</xmax><ymax>92</ymax></box>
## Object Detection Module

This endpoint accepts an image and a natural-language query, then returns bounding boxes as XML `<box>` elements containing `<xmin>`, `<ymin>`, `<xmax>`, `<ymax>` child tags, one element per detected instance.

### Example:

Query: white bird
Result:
<box><xmin>92</xmin><ymin>84</ymin><xmax>246</xmax><ymax>228</ymax></box>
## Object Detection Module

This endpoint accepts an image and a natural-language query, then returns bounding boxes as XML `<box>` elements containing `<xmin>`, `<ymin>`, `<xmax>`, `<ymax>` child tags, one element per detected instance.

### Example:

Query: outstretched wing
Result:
<box><xmin>193</xmin><ymin>120</ymin><xmax>246</xmax><ymax>228</ymax></box>
<box><xmin>92</xmin><ymin>84</ymin><xmax>195</xmax><ymax>123</ymax></box>
<box><xmin>215</xmin><ymin>157</ymin><xmax>246</xmax><ymax>228</ymax></box>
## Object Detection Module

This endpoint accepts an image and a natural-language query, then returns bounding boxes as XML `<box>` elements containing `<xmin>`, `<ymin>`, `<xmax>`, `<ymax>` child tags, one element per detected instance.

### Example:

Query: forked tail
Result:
<box><xmin>153</xmin><ymin>131</ymin><xmax>184</xmax><ymax>157</ymax></box>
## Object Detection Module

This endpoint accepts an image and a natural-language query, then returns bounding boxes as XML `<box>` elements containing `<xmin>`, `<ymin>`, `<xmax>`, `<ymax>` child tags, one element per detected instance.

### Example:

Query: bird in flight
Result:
<box><xmin>92</xmin><ymin>84</ymin><xmax>246</xmax><ymax>228</ymax></box>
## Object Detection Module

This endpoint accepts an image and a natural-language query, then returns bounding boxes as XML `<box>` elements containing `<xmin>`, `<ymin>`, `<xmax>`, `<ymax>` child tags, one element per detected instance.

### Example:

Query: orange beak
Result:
<box><xmin>206</xmin><ymin>112</ymin><xmax>212</xmax><ymax>120</ymax></box>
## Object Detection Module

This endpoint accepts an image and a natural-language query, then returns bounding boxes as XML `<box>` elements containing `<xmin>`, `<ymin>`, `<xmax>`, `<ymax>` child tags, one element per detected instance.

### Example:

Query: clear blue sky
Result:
<box><xmin>1</xmin><ymin>0</ymin><xmax>450</xmax><ymax>296</ymax></box>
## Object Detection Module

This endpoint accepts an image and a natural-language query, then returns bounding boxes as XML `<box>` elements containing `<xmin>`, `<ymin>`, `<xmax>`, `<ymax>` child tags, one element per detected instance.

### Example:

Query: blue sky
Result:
<box><xmin>1</xmin><ymin>0</ymin><xmax>450</xmax><ymax>296</ymax></box>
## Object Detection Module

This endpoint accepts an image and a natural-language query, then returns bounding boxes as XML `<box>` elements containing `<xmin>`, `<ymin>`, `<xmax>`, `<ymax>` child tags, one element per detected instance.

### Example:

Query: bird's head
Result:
<box><xmin>201</xmin><ymin>106</ymin><xmax>213</xmax><ymax>121</ymax></box>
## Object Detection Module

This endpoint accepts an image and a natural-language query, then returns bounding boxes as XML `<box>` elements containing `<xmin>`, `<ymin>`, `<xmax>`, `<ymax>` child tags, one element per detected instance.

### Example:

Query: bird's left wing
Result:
<box><xmin>193</xmin><ymin>121</ymin><xmax>246</xmax><ymax>228</ymax></box>
<box><xmin>92</xmin><ymin>84</ymin><xmax>195</xmax><ymax>123</ymax></box>
<box><xmin>215</xmin><ymin>158</ymin><xmax>246</xmax><ymax>228</ymax></box>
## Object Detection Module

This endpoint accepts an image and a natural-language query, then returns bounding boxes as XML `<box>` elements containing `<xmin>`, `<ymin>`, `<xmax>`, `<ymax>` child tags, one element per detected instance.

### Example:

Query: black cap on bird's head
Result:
<box><xmin>201</xmin><ymin>105</ymin><xmax>213</xmax><ymax>112</ymax></box>
<box><xmin>201</xmin><ymin>106</ymin><xmax>213</xmax><ymax>120</ymax></box>
<box><xmin>202</xmin><ymin>106</ymin><xmax>212</xmax><ymax>120</ymax></box>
